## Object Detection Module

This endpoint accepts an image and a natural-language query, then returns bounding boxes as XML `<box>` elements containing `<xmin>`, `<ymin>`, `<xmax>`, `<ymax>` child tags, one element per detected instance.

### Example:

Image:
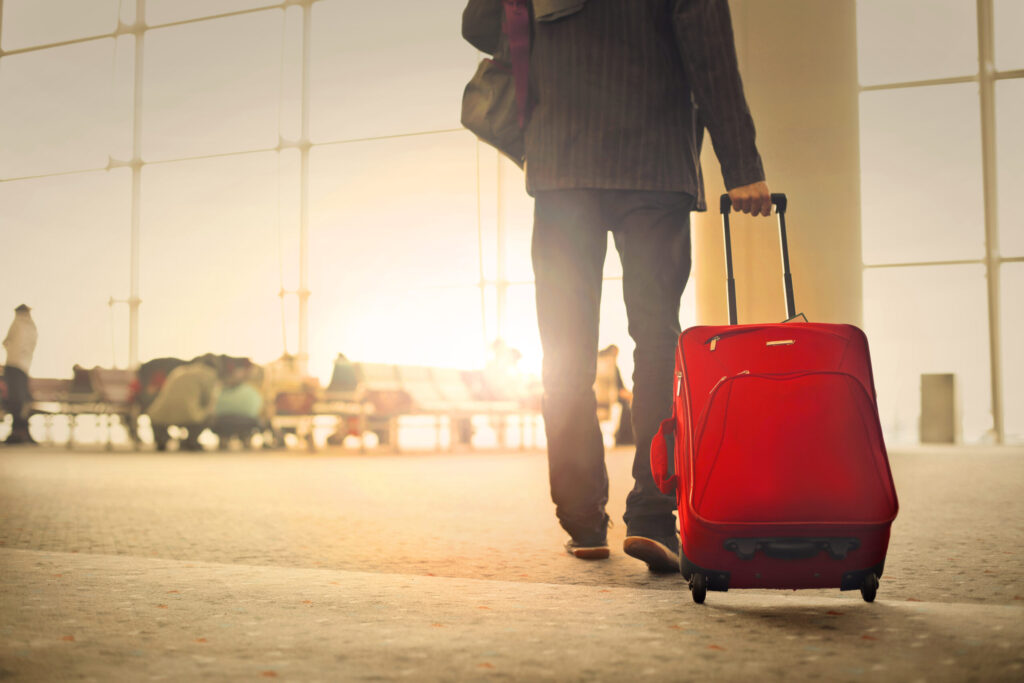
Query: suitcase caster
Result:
<box><xmin>860</xmin><ymin>573</ymin><xmax>879</xmax><ymax>603</ymax></box>
<box><xmin>689</xmin><ymin>572</ymin><xmax>707</xmax><ymax>604</ymax></box>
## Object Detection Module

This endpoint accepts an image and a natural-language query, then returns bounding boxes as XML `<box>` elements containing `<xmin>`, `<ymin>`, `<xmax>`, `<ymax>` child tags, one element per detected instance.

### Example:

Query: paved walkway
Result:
<box><xmin>1</xmin><ymin>445</ymin><xmax>1022</xmax><ymax>681</ymax></box>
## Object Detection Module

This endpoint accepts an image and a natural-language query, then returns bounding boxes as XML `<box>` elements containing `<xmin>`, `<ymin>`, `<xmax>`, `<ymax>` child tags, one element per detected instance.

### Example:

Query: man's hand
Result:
<box><xmin>728</xmin><ymin>181</ymin><xmax>771</xmax><ymax>217</ymax></box>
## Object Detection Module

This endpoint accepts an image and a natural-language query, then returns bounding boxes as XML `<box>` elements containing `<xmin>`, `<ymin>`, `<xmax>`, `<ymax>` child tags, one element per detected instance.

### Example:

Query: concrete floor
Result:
<box><xmin>0</xmin><ymin>445</ymin><xmax>1022</xmax><ymax>681</ymax></box>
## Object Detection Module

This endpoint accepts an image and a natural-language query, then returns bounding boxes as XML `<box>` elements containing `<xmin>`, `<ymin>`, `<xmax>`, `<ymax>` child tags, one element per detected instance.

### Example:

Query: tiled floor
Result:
<box><xmin>1</xmin><ymin>445</ymin><xmax>1021</xmax><ymax>680</ymax></box>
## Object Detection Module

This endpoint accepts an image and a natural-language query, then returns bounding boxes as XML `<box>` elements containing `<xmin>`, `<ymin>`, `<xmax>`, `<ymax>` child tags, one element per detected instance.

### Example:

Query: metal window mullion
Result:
<box><xmin>297</xmin><ymin>0</ymin><xmax>311</xmax><ymax>373</ymax></box>
<box><xmin>993</xmin><ymin>69</ymin><xmax>1024</xmax><ymax>80</ymax></box>
<box><xmin>978</xmin><ymin>0</ymin><xmax>1003</xmax><ymax>444</ymax></box>
<box><xmin>315</xmin><ymin>128</ymin><xmax>466</xmax><ymax>148</ymax></box>
<box><xmin>0</xmin><ymin>130</ymin><xmax>467</xmax><ymax>183</ymax></box>
<box><xmin>128</xmin><ymin>0</ymin><xmax>145</xmax><ymax>370</ymax></box>
<box><xmin>475</xmin><ymin>140</ymin><xmax>488</xmax><ymax>351</ymax></box>
<box><xmin>0</xmin><ymin>166</ymin><xmax>110</xmax><ymax>184</ymax></box>
<box><xmin>144</xmin><ymin>4</ymin><xmax>286</xmax><ymax>31</ymax></box>
<box><xmin>496</xmin><ymin>154</ymin><xmax>505</xmax><ymax>343</ymax></box>
<box><xmin>860</xmin><ymin>74</ymin><xmax>977</xmax><ymax>92</ymax></box>
<box><xmin>0</xmin><ymin>31</ymin><xmax>118</xmax><ymax>57</ymax></box>
<box><xmin>0</xmin><ymin>3</ymin><xmax>288</xmax><ymax>58</ymax></box>
<box><xmin>863</xmin><ymin>259</ymin><xmax>986</xmax><ymax>269</ymax></box>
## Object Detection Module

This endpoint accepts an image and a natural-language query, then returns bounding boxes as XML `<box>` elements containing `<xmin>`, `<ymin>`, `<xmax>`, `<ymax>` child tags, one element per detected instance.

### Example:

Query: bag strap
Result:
<box><xmin>502</xmin><ymin>0</ymin><xmax>531</xmax><ymax>128</ymax></box>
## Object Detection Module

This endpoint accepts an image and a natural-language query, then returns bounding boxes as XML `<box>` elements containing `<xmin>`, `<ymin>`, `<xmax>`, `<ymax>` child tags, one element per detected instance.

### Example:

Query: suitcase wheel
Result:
<box><xmin>689</xmin><ymin>572</ymin><xmax>707</xmax><ymax>604</ymax></box>
<box><xmin>860</xmin><ymin>573</ymin><xmax>879</xmax><ymax>603</ymax></box>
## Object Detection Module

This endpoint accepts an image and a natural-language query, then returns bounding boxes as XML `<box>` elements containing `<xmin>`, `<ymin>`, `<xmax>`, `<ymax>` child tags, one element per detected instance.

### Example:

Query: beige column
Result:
<box><xmin>693</xmin><ymin>0</ymin><xmax>862</xmax><ymax>327</ymax></box>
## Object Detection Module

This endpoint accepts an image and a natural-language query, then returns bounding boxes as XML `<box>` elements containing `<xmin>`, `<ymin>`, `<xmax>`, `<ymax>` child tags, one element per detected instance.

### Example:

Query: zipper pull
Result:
<box><xmin>709</xmin><ymin>336</ymin><xmax>719</xmax><ymax>352</ymax></box>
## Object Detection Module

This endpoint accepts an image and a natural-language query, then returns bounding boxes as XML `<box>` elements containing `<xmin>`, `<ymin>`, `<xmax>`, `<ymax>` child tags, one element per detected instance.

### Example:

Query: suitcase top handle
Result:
<box><xmin>719</xmin><ymin>192</ymin><xmax>799</xmax><ymax>326</ymax></box>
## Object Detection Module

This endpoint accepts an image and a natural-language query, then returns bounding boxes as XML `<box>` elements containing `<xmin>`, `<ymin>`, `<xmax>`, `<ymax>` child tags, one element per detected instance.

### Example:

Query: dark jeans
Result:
<box><xmin>532</xmin><ymin>189</ymin><xmax>693</xmax><ymax>540</ymax></box>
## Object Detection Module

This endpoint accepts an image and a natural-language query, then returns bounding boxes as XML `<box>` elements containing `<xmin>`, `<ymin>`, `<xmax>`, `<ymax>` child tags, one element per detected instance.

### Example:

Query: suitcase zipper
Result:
<box><xmin>703</xmin><ymin>325</ymin><xmax>847</xmax><ymax>350</ymax></box>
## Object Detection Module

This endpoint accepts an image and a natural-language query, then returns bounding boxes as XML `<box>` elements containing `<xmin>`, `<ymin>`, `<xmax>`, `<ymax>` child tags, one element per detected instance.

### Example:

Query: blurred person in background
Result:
<box><xmin>2</xmin><ymin>304</ymin><xmax>38</xmax><ymax>445</ymax></box>
<box><xmin>128</xmin><ymin>356</ymin><xmax>187</xmax><ymax>444</ymax></box>
<box><xmin>261</xmin><ymin>353</ymin><xmax>318</xmax><ymax>448</ymax></box>
<box><xmin>595</xmin><ymin>345</ymin><xmax>633</xmax><ymax>447</ymax></box>
<box><xmin>211</xmin><ymin>360</ymin><xmax>265</xmax><ymax>449</ymax></box>
<box><xmin>146</xmin><ymin>354</ymin><xmax>223</xmax><ymax>451</ymax></box>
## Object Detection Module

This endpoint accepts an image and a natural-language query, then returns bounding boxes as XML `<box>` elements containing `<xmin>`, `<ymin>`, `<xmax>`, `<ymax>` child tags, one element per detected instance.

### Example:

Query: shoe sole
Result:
<box><xmin>623</xmin><ymin>536</ymin><xmax>679</xmax><ymax>573</ymax></box>
<box><xmin>568</xmin><ymin>546</ymin><xmax>610</xmax><ymax>560</ymax></box>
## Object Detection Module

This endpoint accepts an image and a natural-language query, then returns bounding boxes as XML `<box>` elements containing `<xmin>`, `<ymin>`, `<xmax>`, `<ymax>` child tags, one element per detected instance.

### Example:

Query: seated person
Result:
<box><xmin>211</xmin><ymin>362</ymin><xmax>264</xmax><ymax>449</ymax></box>
<box><xmin>129</xmin><ymin>357</ymin><xmax>186</xmax><ymax>444</ymax></box>
<box><xmin>146</xmin><ymin>355</ymin><xmax>221</xmax><ymax>451</ymax></box>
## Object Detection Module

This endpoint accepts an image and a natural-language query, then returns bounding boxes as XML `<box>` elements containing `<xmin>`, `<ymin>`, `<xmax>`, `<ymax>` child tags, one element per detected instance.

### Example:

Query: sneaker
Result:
<box><xmin>565</xmin><ymin>538</ymin><xmax>610</xmax><ymax>560</ymax></box>
<box><xmin>623</xmin><ymin>534</ymin><xmax>680</xmax><ymax>573</ymax></box>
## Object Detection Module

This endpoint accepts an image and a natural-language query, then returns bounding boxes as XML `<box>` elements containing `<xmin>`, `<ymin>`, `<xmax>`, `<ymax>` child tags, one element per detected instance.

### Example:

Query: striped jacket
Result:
<box><xmin>463</xmin><ymin>0</ymin><xmax>765</xmax><ymax>207</ymax></box>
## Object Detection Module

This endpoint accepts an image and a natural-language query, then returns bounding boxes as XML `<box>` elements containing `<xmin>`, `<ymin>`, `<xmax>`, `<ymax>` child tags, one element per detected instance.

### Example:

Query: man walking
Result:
<box><xmin>463</xmin><ymin>0</ymin><xmax>770</xmax><ymax>571</ymax></box>
<box><xmin>3</xmin><ymin>304</ymin><xmax>39</xmax><ymax>445</ymax></box>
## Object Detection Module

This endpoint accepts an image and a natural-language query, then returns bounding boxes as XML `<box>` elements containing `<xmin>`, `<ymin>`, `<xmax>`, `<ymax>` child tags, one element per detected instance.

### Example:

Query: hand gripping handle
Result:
<box><xmin>719</xmin><ymin>193</ymin><xmax>788</xmax><ymax>214</ymax></box>
<box><xmin>719</xmin><ymin>193</ymin><xmax>796</xmax><ymax>325</ymax></box>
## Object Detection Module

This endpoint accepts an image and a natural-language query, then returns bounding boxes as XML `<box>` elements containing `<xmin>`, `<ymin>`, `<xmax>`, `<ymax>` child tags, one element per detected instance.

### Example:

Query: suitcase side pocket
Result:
<box><xmin>651</xmin><ymin>416</ymin><xmax>678</xmax><ymax>494</ymax></box>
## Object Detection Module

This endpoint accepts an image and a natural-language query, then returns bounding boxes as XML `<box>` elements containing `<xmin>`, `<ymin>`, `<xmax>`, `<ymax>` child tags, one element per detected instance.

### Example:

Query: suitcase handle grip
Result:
<box><xmin>719</xmin><ymin>192</ymin><xmax>788</xmax><ymax>214</ymax></box>
<box><xmin>719</xmin><ymin>192</ymin><xmax>797</xmax><ymax>325</ymax></box>
<box><xmin>724</xmin><ymin>537</ymin><xmax>860</xmax><ymax>561</ymax></box>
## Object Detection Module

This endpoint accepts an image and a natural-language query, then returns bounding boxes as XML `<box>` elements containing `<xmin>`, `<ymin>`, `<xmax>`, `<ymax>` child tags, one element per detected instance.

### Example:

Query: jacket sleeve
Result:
<box><xmin>672</xmin><ymin>0</ymin><xmax>765</xmax><ymax>190</ymax></box>
<box><xmin>462</xmin><ymin>0</ymin><xmax>504</xmax><ymax>55</ymax></box>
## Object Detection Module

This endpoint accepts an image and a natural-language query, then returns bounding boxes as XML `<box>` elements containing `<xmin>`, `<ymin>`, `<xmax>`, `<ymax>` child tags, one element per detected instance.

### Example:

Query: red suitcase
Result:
<box><xmin>650</xmin><ymin>194</ymin><xmax>898</xmax><ymax>604</ymax></box>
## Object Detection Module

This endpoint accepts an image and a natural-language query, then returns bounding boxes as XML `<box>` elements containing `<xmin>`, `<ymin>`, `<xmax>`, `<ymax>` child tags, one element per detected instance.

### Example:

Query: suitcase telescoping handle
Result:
<box><xmin>719</xmin><ymin>193</ymin><xmax>796</xmax><ymax>326</ymax></box>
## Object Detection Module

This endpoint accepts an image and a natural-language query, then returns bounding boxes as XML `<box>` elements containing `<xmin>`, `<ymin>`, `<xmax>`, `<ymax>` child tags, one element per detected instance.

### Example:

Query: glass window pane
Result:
<box><xmin>309</xmin><ymin>133</ymin><xmax>482</xmax><ymax>374</ymax></box>
<box><xmin>994</xmin><ymin>0</ymin><xmax>1024</xmax><ymax>71</ymax></box>
<box><xmin>504</xmin><ymin>284</ymin><xmax>541</xmax><ymax>376</ymax></box>
<box><xmin>860</xmin><ymin>83</ymin><xmax>985</xmax><ymax>264</ymax></box>
<box><xmin>309</xmin><ymin>286</ymin><xmax>485</xmax><ymax>379</ymax></box>
<box><xmin>599</xmin><ymin>279</ymin><xmax>632</xmax><ymax>389</ymax></box>
<box><xmin>996</xmin><ymin>79</ymin><xmax>1024</xmax><ymax>257</ymax></box>
<box><xmin>681</xmin><ymin>266</ymin><xmax>698</xmax><ymax>331</ymax></box>
<box><xmin>476</xmin><ymin>146</ymin><xmax>501</xmax><ymax>283</ymax></box>
<box><xmin>1</xmin><ymin>0</ymin><xmax>118</xmax><ymax>52</ymax></box>
<box><xmin>0</xmin><ymin>170</ymin><xmax>130</xmax><ymax>378</ymax></box>
<box><xmin>1001</xmin><ymin>263</ymin><xmax>1024</xmax><ymax>444</ymax></box>
<box><xmin>863</xmin><ymin>264</ymin><xmax>992</xmax><ymax>445</ymax></box>
<box><xmin>310</xmin><ymin>0</ymin><xmax>476</xmax><ymax>142</ymax></box>
<box><xmin>138</xmin><ymin>153</ymin><xmax>289</xmax><ymax>365</ymax></box>
<box><xmin>856</xmin><ymin>0</ymin><xmax>977</xmax><ymax>86</ymax></box>
<box><xmin>142</xmin><ymin>11</ymin><xmax>283</xmax><ymax>161</ymax></box>
<box><xmin>0</xmin><ymin>38</ymin><xmax>124</xmax><ymax>178</ymax></box>
<box><xmin>499</xmin><ymin>158</ymin><xmax>537</xmax><ymax>283</ymax></box>
<box><xmin>145</xmin><ymin>0</ymin><xmax>281</xmax><ymax>27</ymax></box>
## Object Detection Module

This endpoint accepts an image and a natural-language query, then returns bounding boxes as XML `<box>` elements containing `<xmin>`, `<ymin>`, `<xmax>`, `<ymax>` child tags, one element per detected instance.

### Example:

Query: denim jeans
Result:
<box><xmin>532</xmin><ymin>189</ymin><xmax>694</xmax><ymax>540</ymax></box>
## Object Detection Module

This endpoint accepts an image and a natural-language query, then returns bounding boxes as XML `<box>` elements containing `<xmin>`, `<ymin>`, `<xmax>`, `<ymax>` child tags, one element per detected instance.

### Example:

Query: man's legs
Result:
<box><xmin>532</xmin><ymin>190</ymin><xmax>610</xmax><ymax>550</ymax></box>
<box><xmin>610</xmin><ymin>191</ymin><xmax>693</xmax><ymax>568</ymax></box>
<box><xmin>4</xmin><ymin>366</ymin><xmax>35</xmax><ymax>444</ymax></box>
